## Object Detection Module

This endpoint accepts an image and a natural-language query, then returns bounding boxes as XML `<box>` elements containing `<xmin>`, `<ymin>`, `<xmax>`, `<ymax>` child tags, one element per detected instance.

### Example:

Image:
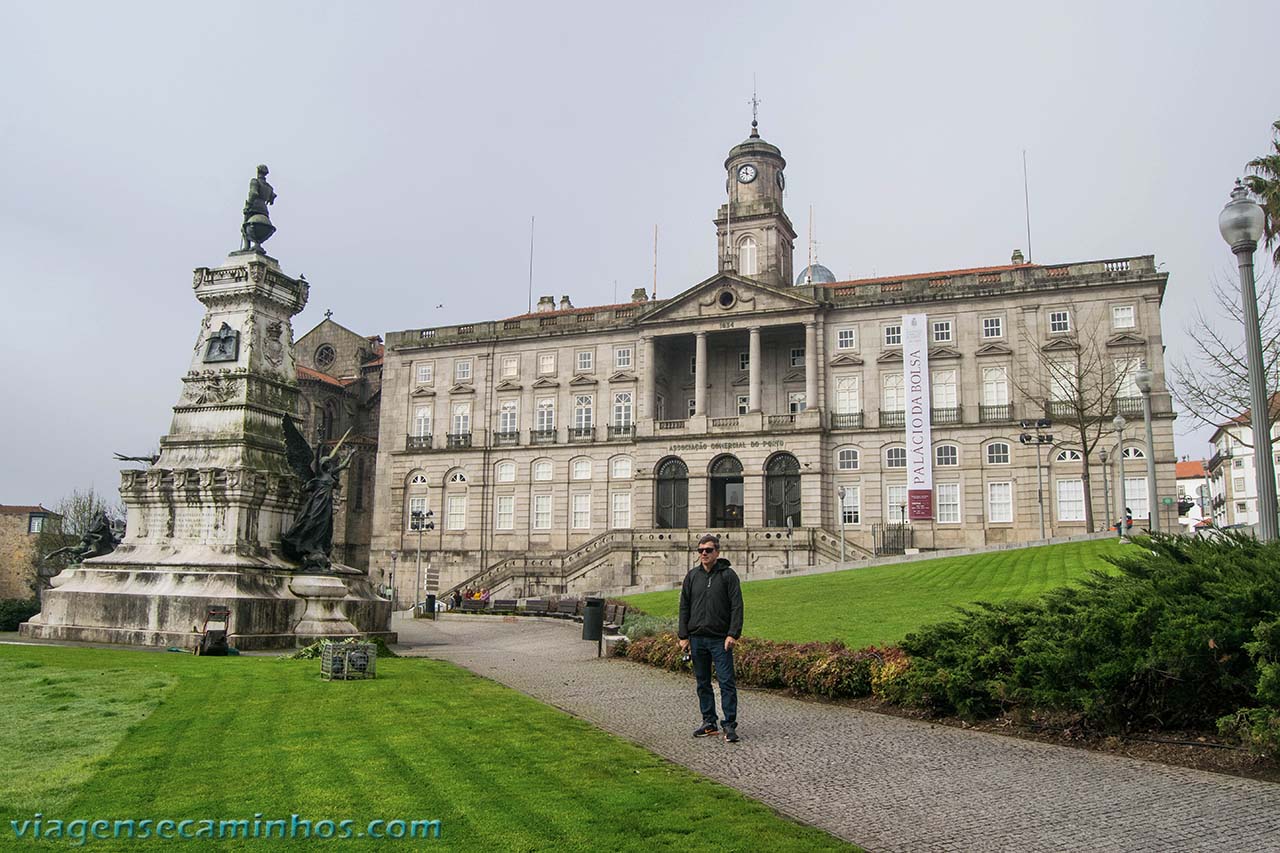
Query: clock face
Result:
<box><xmin>776</xmin><ymin>170</ymin><xmax>786</xmax><ymax>190</ymax></box>
<box><xmin>736</xmin><ymin>164</ymin><xmax>757</xmax><ymax>184</ymax></box>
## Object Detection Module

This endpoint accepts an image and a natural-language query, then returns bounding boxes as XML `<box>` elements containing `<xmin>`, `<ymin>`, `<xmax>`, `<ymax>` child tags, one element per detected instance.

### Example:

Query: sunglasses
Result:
<box><xmin>697</xmin><ymin>547</ymin><xmax>717</xmax><ymax>554</ymax></box>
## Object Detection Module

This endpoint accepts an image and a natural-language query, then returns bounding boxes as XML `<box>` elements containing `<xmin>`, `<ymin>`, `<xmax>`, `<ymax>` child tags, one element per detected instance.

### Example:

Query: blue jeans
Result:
<box><xmin>690</xmin><ymin>635</ymin><xmax>737</xmax><ymax>726</ymax></box>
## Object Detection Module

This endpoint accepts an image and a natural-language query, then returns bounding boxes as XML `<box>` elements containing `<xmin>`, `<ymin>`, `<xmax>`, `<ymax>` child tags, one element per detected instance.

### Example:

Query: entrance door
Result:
<box><xmin>765</xmin><ymin>453</ymin><xmax>802</xmax><ymax>527</ymax></box>
<box><xmin>655</xmin><ymin>457</ymin><xmax>688</xmax><ymax>529</ymax></box>
<box><xmin>709</xmin><ymin>455</ymin><xmax>744</xmax><ymax>528</ymax></box>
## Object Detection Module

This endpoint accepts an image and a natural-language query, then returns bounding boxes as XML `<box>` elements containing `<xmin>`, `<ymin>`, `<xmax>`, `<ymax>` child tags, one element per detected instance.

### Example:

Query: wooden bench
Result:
<box><xmin>491</xmin><ymin>598</ymin><xmax>518</xmax><ymax>614</ymax></box>
<box><xmin>604</xmin><ymin>603</ymin><xmax>627</xmax><ymax>633</ymax></box>
<box><xmin>523</xmin><ymin>599</ymin><xmax>551</xmax><ymax>616</ymax></box>
<box><xmin>554</xmin><ymin>599</ymin><xmax>579</xmax><ymax>618</ymax></box>
<box><xmin>460</xmin><ymin>599</ymin><xmax>488</xmax><ymax>612</ymax></box>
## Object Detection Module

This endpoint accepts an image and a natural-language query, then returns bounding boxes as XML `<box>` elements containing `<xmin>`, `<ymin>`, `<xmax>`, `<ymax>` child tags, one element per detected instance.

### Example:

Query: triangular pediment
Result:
<box><xmin>975</xmin><ymin>342</ymin><xmax>1013</xmax><ymax>357</ymax></box>
<box><xmin>411</xmin><ymin>386</ymin><xmax>436</xmax><ymax>397</ymax></box>
<box><xmin>1041</xmin><ymin>338</ymin><xmax>1079</xmax><ymax>353</ymax></box>
<box><xmin>531</xmin><ymin>377</ymin><xmax>560</xmax><ymax>389</ymax></box>
<box><xmin>607</xmin><ymin>370</ymin><xmax>637</xmax><ymax>383</ymax></box>
<box><xmin>638</xmin><ymin>272</ymin><xmax>818</xmax><ymax>324</ymax></box>
<box><xmin>730</xmin><ymin>373</ymin><xmax>750</xmax><ymax>386</ymax></box>
<box><xmin>569</xmin><ymin>374</ymin><xmax>598</xmax><ymax>386</ymax></box>
<box><xmin>781</xmin><ymin>369</ymin><xmax>806</xmax><ymax>383</ymax></box>
<box><xmin>1106</xmin><ymin>332</ymin><xmax>1145</xmax><ymax>348</ymax></box>
<box><xmin>448</xmin><ymin>383</ymin><xmax>475</xmax><ymax>395</ymax></box>
<box><xmin>877</xmin><ymin>348</ymin><xmax>903</xmax><ymax>363</ymax></box>
<box><xmin>928</xmin><ymin>346</ymin><xmax>962</xmax><ymax>360</ymax></box>
<box><xmin>829</xmin><ymin>353</ymin><xmax>864</xmax><ymax>366</ymax></box>
<box><xmin>495</xmin><ymin>379</ymin><xmax>522</xmax><ymax>392</ymax></box>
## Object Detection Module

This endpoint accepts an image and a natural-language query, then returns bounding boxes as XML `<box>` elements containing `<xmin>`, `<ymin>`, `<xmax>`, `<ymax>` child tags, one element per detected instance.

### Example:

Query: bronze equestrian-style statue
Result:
<box><xmin>44</xmin><ymin>511</ymin><xmax>124</xmax><ymax>565</ymax></box>
<box><xmin>281</xmin><ymin>416</ymin><xmax>354</xmax><ymax>572</ymax></box>
<box><xmin>240</xmin><ymin>164</ymin><xmax>277</xmax><ymax>253</ymax></box>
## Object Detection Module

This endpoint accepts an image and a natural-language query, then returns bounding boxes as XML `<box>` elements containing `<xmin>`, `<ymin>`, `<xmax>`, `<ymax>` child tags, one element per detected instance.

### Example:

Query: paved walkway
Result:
<box><xmin>395</xmin><ymin>615</ymin><xmax>1280</xmax><ymax>853</ymax></box>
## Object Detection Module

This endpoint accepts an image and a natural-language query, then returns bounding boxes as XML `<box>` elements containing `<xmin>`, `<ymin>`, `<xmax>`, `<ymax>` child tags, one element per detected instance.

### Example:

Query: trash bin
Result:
<box><xmin>582</xmin><ymin>597</ymin><xmax>605</xmax><ymax>641</ymax></box>
<box><xmin>425</xmin><ymin>593</ymin><xmax>436</xmax><ymax>620</ymax></box>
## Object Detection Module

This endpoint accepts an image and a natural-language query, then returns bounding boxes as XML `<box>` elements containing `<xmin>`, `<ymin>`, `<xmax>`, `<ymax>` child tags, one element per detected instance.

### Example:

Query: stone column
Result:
<box><xmin>749</xmin><ymin>326</ymin><xmax>762</xmax><ymax>413</ymax></box>
<box><xmin>694</xmin><ymin>332</ymin><xmax>707</xmax><ymax>416</ymax></box>
<box><xmin>643</xmin><ymin>336</ymin><xmax>656</xmax><ymax>419</ymax></box>
<box><xmin>804</xmin><ymin>322</ymin><xmax>818</xmax><ymax>411</ymax></box>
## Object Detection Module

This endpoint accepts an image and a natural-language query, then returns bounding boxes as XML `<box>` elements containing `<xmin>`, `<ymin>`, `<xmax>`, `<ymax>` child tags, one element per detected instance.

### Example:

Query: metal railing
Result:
<box><xmin>979</xmin><ymin>404</ymin><xmax>1012</xmax><ymax>422</ymax></box>
<box><xmin>880</xmin><ymin>410</ymin><xmax>905</xmax><ymax>428</ymax></box>
<box><xmin>931</xmin><ymin>407</ymin><xmax>961</xmax><ymax>425</ymax></box>
<box><xmin>568</xmin><ymin>426</ymin><xmax>595</xmax><ymax>443</ymax></box>
<box><xmin>446</xmin><ymin>432</ymin><xmax>471</xmax><ymax>449</ymax></box>
<box><xmin>607</xmin><ymin>424</ymin><xmax>635</xmax><ymax>440</ymax></box>
<box><xmin>531</xmin><ymin>429</ymin><xmax>557</xmax><ymax>445</ymax></box>
<box><xmin>493</xmin><ymin>430</ymin><xmax>519</xmax><ymax>446</ymax></box>
<box><xmin>830</xmin><ymin>411</ymin><xmax>864</xmax><ymax>429</ymax></box>
<box><xmin>406</xmin><ymin>434</ymin><xmax>432</xmax><ymax>451</ymax></box>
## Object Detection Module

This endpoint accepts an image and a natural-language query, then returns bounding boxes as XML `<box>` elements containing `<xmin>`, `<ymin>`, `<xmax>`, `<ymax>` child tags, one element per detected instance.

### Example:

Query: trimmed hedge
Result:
<box><xmin>0</xmin><ymin>599</ymin><xmax>40</xmax><ymax>631</ymax></box>
<box><xmin>624</xmin><ymin>632</ymin><xmax>907</xmax><ymax>700</ymax></box>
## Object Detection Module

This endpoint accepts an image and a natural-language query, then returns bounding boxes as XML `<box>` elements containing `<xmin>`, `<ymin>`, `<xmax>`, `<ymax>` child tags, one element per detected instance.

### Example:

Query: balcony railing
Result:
<box><xmin>531</xmin><ymin>428</ymin><xmax>557</xmax><ymax>445</ymax></box>
<box><xmin>830</xmin><ymin>411</ymin><xmax>864</xmax><ymax>430</ymax></box>
<box><xmin>1208</xmin><ymin>447</ymin><xmax>1234</xmax><ymax>471</ymax></box>
<box><xmin>979</xmin><ymin>404</ymin><xmax>1012</xmax><ymax>422</ymax></box>
<box><xmin>880</xmin><ymin>410</ymin><xmax>905</xmax><ymax>428</ymax></box>
<box><xmin>1046</xmin><ymin>401</ymin><xmax>1077</xmax><ymax>419</ymax></box>
<box><xmin>406</xmin><ymin>434</ymin><xmax>432</xmax><ymax>451</ymax></box>
<box><xmin>1113</xmin><ymin>397</ymin><xmax>1144</xmax><ymax>417</ymax></box>
<box><xmin>931</xmin><ymin>407</ymin><xmax>961</xmax><ymax>425</ymax></box>
<box><xmin>568</xmin><ymin>426</ymin><xmax>595</xmax><ymax>443</ymax></box>
<box><xmin>608</xmin><ymin>424</ymin><xmax>635</xmax><ymax>440</ymax></box>
<box><xmin>446</xmin><ymin>432</ymin><xmax>471</xmax><ymax>449</ymax></box>
<box><xmin>710</xmin><ymin>417</ymin><xmax>740</xmax><ymax>429</ymax></box>
<box><xmin>768</xmin><ymin>414</ymin><xmax>797</xmax><ymax>428</ymax></box>
<box><xmin>657</xmin><ymin>419</ymin><xmax>686</xmax><ymax>430</ymax></box>
<box><xmin>494</xmin><ymin>430</ymin><xmax>519</xmax><ymax>446</ymax></box>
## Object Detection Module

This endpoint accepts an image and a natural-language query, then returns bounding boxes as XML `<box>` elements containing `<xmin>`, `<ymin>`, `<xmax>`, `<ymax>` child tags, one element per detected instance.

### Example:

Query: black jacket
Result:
<box><xmin>677</xmin><ymin>558</ymin><xmax>743</xmax><ymax>639</ymax></box>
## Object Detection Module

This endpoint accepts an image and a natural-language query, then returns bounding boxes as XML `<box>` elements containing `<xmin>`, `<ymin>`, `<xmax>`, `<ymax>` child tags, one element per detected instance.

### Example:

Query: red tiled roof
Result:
<box><xmin>504</xmin><ymin>300</ymin><xmax>656</xmax><ymax>322</ymax></box>
<box><xmin>1175</xmin><ymin>460</ymin><xmax>1207</xmax><ymax>479</ymax></box>
<box><xmin>1217</xmin><ymin>392</ymin><xmax>1280</xmax><ymax>428</ymax></box>
<box><xmin>296</xmin><ymin>365</ymin><xmax>351</xmax><ymax>388</ymax></box>
<box><xmin>0</xmin><ymin>504</ymin><xmax>60</xmax><ymax>516</ymax></box>
<box><xmin>819</xmin><ymin>263</ymin><xmax>1039</xmax><ymax>289</ymax></box>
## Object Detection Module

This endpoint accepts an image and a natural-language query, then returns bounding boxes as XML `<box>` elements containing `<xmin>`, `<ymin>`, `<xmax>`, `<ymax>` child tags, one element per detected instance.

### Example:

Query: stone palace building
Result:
<box><xmin>370</xmin><ymin>122</ymin><xmax>1176</xmax><ymax>601</ymax></box>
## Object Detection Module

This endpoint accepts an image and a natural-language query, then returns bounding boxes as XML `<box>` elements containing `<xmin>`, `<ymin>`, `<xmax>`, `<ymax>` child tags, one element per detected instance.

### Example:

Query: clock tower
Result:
<box><xmin>714</xmin><ymin>118</ymin><xmax>796</xmax><ymax>288</ymax></box>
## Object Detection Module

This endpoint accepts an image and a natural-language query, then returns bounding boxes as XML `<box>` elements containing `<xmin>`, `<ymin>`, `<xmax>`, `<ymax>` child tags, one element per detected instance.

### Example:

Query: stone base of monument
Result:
<box><xmin>20</xmin><ymin>562</ymin><xmax>395</xmax><ymax>651</ymax></box>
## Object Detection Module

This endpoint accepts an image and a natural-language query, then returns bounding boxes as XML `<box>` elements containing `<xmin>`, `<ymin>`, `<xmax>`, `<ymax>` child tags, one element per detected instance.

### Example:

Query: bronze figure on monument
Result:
<box><xmin>240</xmin><ymin>164</ymin><xmax>277</xmax><ymax>253</ymax></box>
<box><xmin>281</xmin><ymin>417</ymin><xmax>354</xmax><ymax>572</ymax></box>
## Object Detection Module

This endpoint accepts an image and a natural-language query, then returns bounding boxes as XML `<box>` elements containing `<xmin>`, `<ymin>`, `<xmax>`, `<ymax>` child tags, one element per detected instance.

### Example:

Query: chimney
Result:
<box><xmin>1011</xmin><ymin>248</ymin><xmax>1025</xmax><ymax>265</ymax></box>
<box><xmin>631</xmin><ymin>287</ymin><xmax>649</xmax><ymax>303</ymax></box>
<box><xmin>559</xmin><ymin>295</ymin><xmax>573</xmax><ymax>311</ymax></box>
<box><xmin>537</xmin><ymin>295</ymin><xmax>555</xmax><ymax>313</ymax></box>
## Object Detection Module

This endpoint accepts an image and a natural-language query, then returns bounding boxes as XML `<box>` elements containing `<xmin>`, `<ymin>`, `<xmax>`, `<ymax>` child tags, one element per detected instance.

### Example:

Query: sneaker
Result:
<box><xmin>723</xmin><ymin>724</ymin><xmax>740</xmax><ymax>743</ymax></box>
<box><xmin>692</xmin><ymin>723</ymin><xmax>719</xmax><ymax>738</ymax></box>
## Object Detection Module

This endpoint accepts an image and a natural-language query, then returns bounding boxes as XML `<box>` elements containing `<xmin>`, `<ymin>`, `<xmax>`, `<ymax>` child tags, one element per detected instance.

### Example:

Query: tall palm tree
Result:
<box><xmin>1244</xmin><ymin>119</ymin><xmax>1280</xmax><ymax>265</ymax></box>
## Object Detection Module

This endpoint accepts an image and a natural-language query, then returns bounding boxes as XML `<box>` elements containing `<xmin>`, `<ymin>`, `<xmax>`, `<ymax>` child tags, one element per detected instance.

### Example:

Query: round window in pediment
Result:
<box><xmin>315</xmin><ymin>344</ymin><xmax>336</xmax><ymax>368</ymax></box>
<box><xmin>718</xmin><ymin>289</ymin><xmax>736</xmax><ymax>309</ymax></box>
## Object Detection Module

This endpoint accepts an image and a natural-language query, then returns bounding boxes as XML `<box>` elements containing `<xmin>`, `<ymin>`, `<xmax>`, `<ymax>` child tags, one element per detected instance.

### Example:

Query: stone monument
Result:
<box><xmin>21</xmin><ymin>167</ymin><xmax>394</xmax><ymax>649</ymax></box>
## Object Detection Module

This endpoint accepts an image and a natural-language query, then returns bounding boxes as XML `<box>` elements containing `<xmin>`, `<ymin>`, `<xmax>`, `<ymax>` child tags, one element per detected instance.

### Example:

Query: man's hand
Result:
<box><xmin>724</xmin><ymin>636</ymin><xmax>736</xmax><ymax>651</ymax></box>
<box><xmin>679</xmin><ymin>638</ymin><xmax>689</xmax><ymax>652</ymax></box>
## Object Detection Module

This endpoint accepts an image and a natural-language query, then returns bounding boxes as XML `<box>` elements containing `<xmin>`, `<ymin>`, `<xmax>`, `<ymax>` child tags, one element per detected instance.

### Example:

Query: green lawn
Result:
<box><xmin>624</xmin><ymin>538</ymin><xmax>1123</xmax><ymax>648</ymax></box>
<box><xmin>0</xmin><ymin>645</ymin><xmax>855</xmax><ymax>852</ymax></box>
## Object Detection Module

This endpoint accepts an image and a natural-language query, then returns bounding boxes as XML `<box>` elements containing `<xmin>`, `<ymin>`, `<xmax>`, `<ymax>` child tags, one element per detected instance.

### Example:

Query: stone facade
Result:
<box><xmin>0</xmin><ymin>506</ymin><xmax>60</xmax><ymax>599</ymax></box>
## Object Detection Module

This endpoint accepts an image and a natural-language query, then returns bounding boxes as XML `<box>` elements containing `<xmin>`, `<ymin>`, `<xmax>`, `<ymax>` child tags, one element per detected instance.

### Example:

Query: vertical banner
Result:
<box><xmin>903</xmin><ymin>314</ymin><xmax>933</xmax><ymax>520</ymax></box>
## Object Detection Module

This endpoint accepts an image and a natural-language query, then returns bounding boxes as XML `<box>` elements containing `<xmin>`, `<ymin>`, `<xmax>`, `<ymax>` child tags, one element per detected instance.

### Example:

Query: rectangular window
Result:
<box><xmin>1112</xmin><ymin>305</ymin><xmax>1136</xmax><ymax>329</ymax></box>
<box><xmin>882</xmin><ymin>372</ymin><xmax>904</xmax><ymax>410</ymax></box>
<box><xmin>835</xmin><ymin>376</ymin><xmax>860</xmax><ymax>413</ymax></box>
<box><xmin>538</xmin><ymin>353</ymin><xmax>556</xmax><ymax>375</ymax></box>
<box><xmin>982</xmin><ymin>317</ymin><xmax>1003</xmax><ymax>338</ymax></box>
<box><xmin>536</xmin><ymin>398</ymin><xmax>555</xmax><ymax>431</ymax></box>
<box><xmin>533</xmin><ymin>494</ymin><xmax>552</xmax><ymax>530</ymax></box>
<box><xmin>981</xmin><ymin>366</ymin><xmax>1009</xmax><ymax>406</ymax></box>
<box><xmin>576</xmin><ymin>350</ymin><xmax>594</xmax><ymax>373</ymax></box>
<box><xmin>28</xmin><ymin>515</ymin><xmax>44</xmax><ymax>534</ymax></box>
<box><xmin>573</xmin><ymin>394</ymin><xmax>593</xmax><ymax>428</ymax></box>
<box><xmin>1049</xmin><ymin>310</ymin><xmax>1071</xmax><ymax>334</ymax></box>
<box><xmin>408</xmin><ymin>496</ymin><xmax>427</xmax><ymax>526</ymax></box>
<box><xmin>884</xmin><ymin>325</ymin><xmax>902</xmax><ymax>346</ymax></box>
<box><xmin>1114</xmin><ymin>357</ymin><xmax>1140</xmax><ymax>398</ymax></box>
<box><xmin>1124</xmin><ymin>476</ymin><xmax>1150</xmax><ymax>519</ymax></box>
<box><xmin>931</xmin><ymin>320</ymin><xmax>952</xmax><ymax>343</ymax></box>
<box><xmin>611</xmin><ymin>492</ymin><xmax>632</xmax><ymax>528</ymax></box>
<box><xmin>572</xmin><ymin>493</ymin><xmax>591</xmax><ymax>529</ymax></box>
<box><xmin>988</xmin><ymin>482</ymin><xmax>1013</xmax><ymax>523</ymax></box>
<box><xmin>687</xmin><ymin>398</ymin><xmax>696</xmax><ymax>417</ymax></box>
<box><xmin>496</xmin><ymin>495</ymin><xmax>514</xmax><ymax>530</ymax></box>
<box><xmin>498</xmin><ymin>399</ymin><xmax>518</xmax><ymax>433</ymax></box>
<box><xmin>690</xmin><ymin>355</ymin><xmax>697</xmax><ymax>375</ymax></box>
<box><xmin>1237</xmin><ymin>501</ymin><xmax>1248</xmax><ymax>514</ymax></box>
<box><xmin>936</xmin><ymin>483</ymin><xmax>961</xmax><ymax>524</ymax></box>
<box><xmin>840</xmin><ymin>485</ymin><xmax>861</xmax><ymax>524</ymax></box>
<box><xmin>738</xmin><ymin>352</ymin><xmax>750</xmax><ymax>372</ymax></box>
<box><xmin>886</xmin><ymin>484</ymin><xmax>908</xmax><ymax>522</ymax></box>
<box><xmin>613</xmin><ymin>392</ymin><xmax>633</xmax><ymax>425</ymax></box>
<box><xmin>451</xmin><ymin>402</ymin><xmax>471</xmax><ymax>433</ymax></box>
<box><xmin>573</xmin><ymin>459</ymin><xmax>592</xmax><ymax>480</ymax></box>
<box><xmin>611</xmin><ymin>457</ymin><xmax>632</xmax><ymax>479</ymax></box>
<box><xmin>416</xmin><ymin>362</ymin><xmax>434</xmax><ymax>384</ymax></box>
<box><xmin>1234</xmin><ymin>476</ymin><xmax>1246</xmax><ymax>491</ymax></box>
<box><xmin>454</xmin><ymin>359</ymin><xmax>472</xmax><ymax>382</ymax></box>
<box><xmin>1057</xmin><ymin>479</ymin><xmax>1085</xmax><ymax>521</ymax></box>
<box><xmin>1048</xmin><ymin>360</ymin><xmax>1074</xmax><ymax>402</ymax></box>
<box><xmin>737</xmin><ymin>395</ymin><xmax>750</xmax><ymax>415</ymax></box>
<box><xmin>790</xmin><ymin>347</ymin><xmax>805</xmax><ymax>368</ymax></box>
<box><xmin>501</xmin><ymin>356</ymin><xmax>519</xmax><ymax>379</ymax></box>
<box><xmin>837</xmin><ymin>327</ymin><xmax>857</xmax><ymax>350</ymax></box>
<box><xmin>932</xmin><ymin>369</ymin><xmax>957</xmax><ymax>408</ymax></box>
<box><xmin>414</xmin><ymin>406</ymin><xmax>432</xmax><ymax>437</ymax></box>
<box><xmin>788</xmin><ymin>392</ymin><xmax>807</xmax><ymax>413</ymax></box>
<box><xmin>446</xmin><ymin>495</ymin><xmax>466</xmax><ymax>530</ymax></box>
<box><xmin>614</xmin><ymin>347</ymin><xmax>632</xmax><ymax>369</ymax></box>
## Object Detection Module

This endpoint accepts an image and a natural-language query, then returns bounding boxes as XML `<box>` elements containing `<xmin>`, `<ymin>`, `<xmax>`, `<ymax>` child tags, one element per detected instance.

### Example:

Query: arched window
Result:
<box><xmin>655</xmin><ymin>457</ymin><xmax>689</xmax><ymax>529</ymax></box>
<box><xmin>410</xmin><ymin>473</ymin><xmax>429</xmax><ymax>485</ymax></box>
<box><xmin>572</xmin><ymin>458</ymin><xmax>592</xmax><ymax>480</ymax></box>
<box><xmin>406</xmin><ymin>471</ymin><xmax>429</xmax><ymax>529</ymax></box>
<box><xmin>885</xmin><ymin>447</ymin><xmax>907</xmax><ymax>469</ymax></box>
<box><xmin>986</xmin><ymin>442</ymin><xmax>1011</xmax><ymax>465</ymax></box>
<box><xmin>532</xmin><ymin>459</ymin><xmax>553</xmax><ymax>481</ymax></box>
<box><xmin>935</xmin><ymin>445</ymin><xmax>959</xmax><ymax>467</ymax></box>
<box><xmin>495</xmin><ymin>461</ymin><xmax>515</xmax><ymax>483</ymax></box>
<box><xmin>764</xmin><ymin>453</ymin><xmax>802</xmax><ymax>527</ymax></box>
<box><xmin>738</xmin><ymin>235</ymin><xmax>758</xmax><ymax>276</ymax></box>
<box><xmin>1122</xmin><ymin>446</ymin><xmax>1146</xmax><ymax>459</ymax></box>
<box><xmin>709</xmin><ymin>455</ymin><xmax>745</xmax><ymax>528</ymax></box>
<box><xmin>611</xmin><ymin>456</ymin><xmax>633</xmax><ymax>479</ymax></box>
<box><xmin>448</xmin><ymin>471</ymin><xmax>468</xmax><ymax>484</ymax></box>
<box><xmin>1055</xmin><ymin>449</ymin><xmax>1083</xmax><ymax>462</ymax></box>
<box><xmin>836</xmin><ymin>448</ymin><xmax>860</xmax><ymax>470</ymax></box>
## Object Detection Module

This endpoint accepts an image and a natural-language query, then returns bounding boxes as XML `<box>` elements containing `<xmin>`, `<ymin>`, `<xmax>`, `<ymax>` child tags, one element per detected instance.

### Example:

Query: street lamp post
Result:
<box><xmin>1100</xmin><ymin>446</ymin><xmax>1111</xmax><ymax>534</ymax></box>
<box><xmin>1220</xmin><ymin>180</ymin><xmax>1278</xmax><ymax>542</ymax></box>
<box><xmin>1113</xmin><ymin>415</ymin><xmax>1127</xmax><ymax>539</ymax></box>
<box><xmin>1134</xmin><ymin>366</ymin><xmax>1159</xmax><ymax>532</ymax></box>
<box><xmin>1019</xmin><ymin>419</ymin><xmax>1054</xmax><ymax>539</ymax></box>
<box><xmin>390</xmin><ymin>551</ymin><xmax>398</xmax><ymax>610</ymax></box>
<box><xmin>837</xmin><ymin>486</ymin><xmax>847</xmax><ymax>563</ymax></box>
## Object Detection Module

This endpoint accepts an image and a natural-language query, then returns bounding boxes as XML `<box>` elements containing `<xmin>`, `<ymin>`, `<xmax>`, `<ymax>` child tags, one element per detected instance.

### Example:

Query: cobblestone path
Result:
<box><xmin>395</xmin><ymin>616</ymin><xmax>1280</xmax><ymax>853</ymax></box>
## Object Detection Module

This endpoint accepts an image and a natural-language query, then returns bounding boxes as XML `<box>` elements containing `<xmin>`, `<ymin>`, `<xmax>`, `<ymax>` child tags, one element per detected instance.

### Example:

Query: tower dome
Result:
<box><xmin>796</xmin><ymin>263</ymin><xmax>837</xmax><ymax>285</ymax></box>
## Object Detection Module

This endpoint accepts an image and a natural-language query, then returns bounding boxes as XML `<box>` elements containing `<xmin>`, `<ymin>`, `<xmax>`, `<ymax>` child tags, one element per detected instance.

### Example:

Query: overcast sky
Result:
<box><xmin>2</xmin><ymin>1</ymin><xmax>1278</xmax><ymax>507</ymax></box>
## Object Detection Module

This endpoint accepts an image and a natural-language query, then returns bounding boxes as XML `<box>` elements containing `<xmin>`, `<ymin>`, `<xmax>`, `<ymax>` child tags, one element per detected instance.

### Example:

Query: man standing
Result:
<box><xmin>678</xmin><ymin>533</ymin><xmax>744</xmax><ymax>743</ymax></box>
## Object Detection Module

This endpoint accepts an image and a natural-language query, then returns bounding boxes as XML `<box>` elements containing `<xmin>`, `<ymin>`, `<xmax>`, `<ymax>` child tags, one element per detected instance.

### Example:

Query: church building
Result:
<box><xmin>370</xmin><ymin>120</ymin><xmax>1176</xmax><ymax>602</ymax></box>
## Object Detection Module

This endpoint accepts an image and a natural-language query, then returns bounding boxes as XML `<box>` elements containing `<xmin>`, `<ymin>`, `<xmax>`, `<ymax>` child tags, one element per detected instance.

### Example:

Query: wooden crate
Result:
<box><xmin>321</xmin><ymin>642</ymin><xmax>377</xmax><ymax>681</ymax></box>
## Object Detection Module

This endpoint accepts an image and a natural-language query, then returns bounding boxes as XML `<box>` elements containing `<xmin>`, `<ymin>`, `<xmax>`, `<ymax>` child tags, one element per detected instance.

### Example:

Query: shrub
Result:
<box><xmin>0</xmin><ymin>599</ymin><xmax>40</xmax><ymax>631</ymax></box>
<box><xmin>620</xmin><ymin>613</ymin><xmax>678</xmax><ymax>640</ymax></box>
<box><xmin>286</xmin><ymin>635</ymin><xmax>398</xmax><ymax>660</ymax></box>
<box><xmin>1217</xmin><ymin>707</ymin><xmax>1280</xmax><ymax>756</ymax></box>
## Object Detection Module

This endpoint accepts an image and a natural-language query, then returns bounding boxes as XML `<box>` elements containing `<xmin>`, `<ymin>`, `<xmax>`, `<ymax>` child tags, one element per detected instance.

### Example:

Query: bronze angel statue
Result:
<box><xmin>281</xmin><ymin>416</ymin><xmax>353</xmax><ymax>571</ymax></box>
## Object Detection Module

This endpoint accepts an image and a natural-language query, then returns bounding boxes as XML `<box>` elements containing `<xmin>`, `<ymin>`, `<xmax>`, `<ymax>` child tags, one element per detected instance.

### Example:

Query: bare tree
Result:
<box><xmin>1012</xmin><ymin>304</ymin><xmax>1142</xmax><ymax>532</ymax></box>
<box><xmin>1169</xmin><ymin>264</ymin><xmax>1280</xmax><ymax>446</ymax></box>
